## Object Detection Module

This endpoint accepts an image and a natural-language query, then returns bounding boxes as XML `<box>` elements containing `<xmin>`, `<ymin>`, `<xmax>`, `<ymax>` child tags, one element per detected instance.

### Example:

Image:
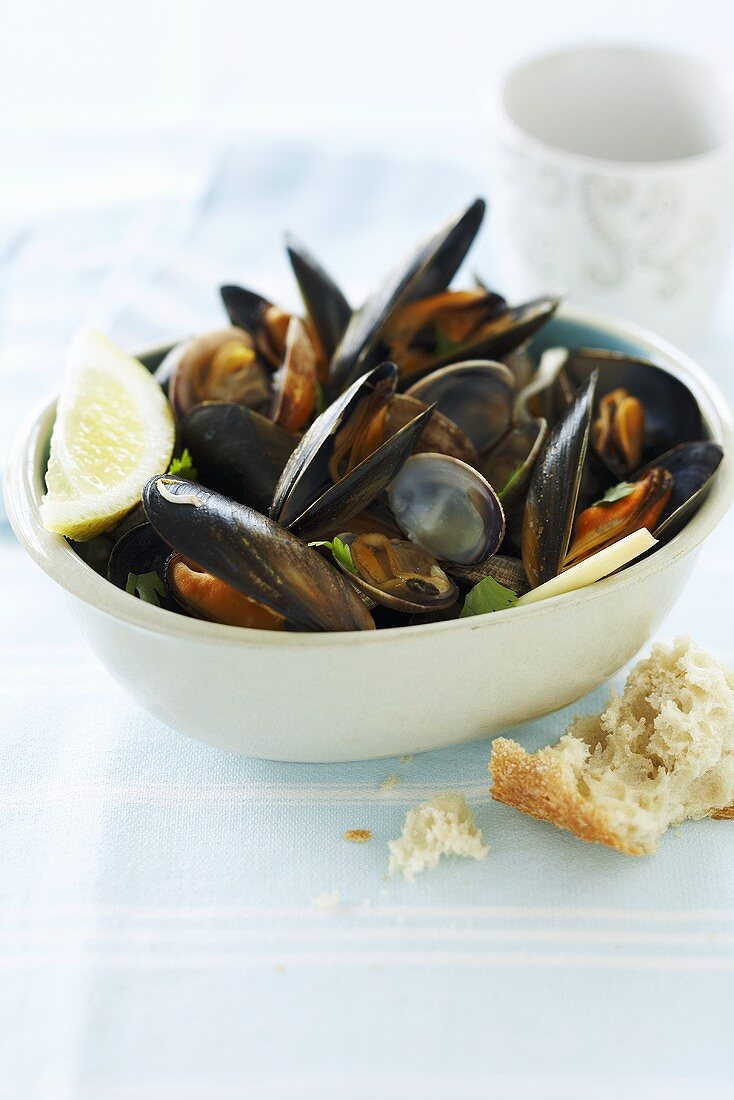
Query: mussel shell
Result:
<box><xmin>219</xmin><ymin>287</ymin><xmax>288</xmax><ymax>366</ymax></box>
<box><xmin>428</xmin><ymin>294</ymin><xmax>561</xmax><ymax>377</ymax></box>
<box><xmin>285</xmin><ymin>234</ymin><xmax>352</xmax><ymax>361</ymax></box>
<box><xmin>107</xmin><ymin>522</ymin><xmax>177</xmax><ymax>610</ymax></box>
<box><xmin>270</xmin><ymin>316</ymin><xmax>318</xmax><ymax>432</ymax></box>
<box><xmin>447</xmin><ymin>553</ymin><xmax>531</xmax><ymax>596</ymax></box>
<box><xmin>522</xmin><ymin>371</ymin><xmax>598</xmax><ymax>588</ymax></box>
<box><xmin>335</xmin><ymin>532</ymin><xmax>459</xmax><ymax>614</ymax></box>
<box><xmin>142</xmin><ymin>477</ymin><xmax>374</xmax><ymax>632</ymax></box>
<box><xmin>270</xmin><ymin>362</ymin><xmax>398</xmax><ymax>529</ymax></box>
<box><xmin>329</xmin><ymin>198</ymin><xmax>486</xmax><ymax>392</ymax></box>
<box><xmin>480</xmin><ymin>418</ymin><xmax>548</xmax><ymax>505</ymax></box>
<box><xmin>387</xmin><ymin>453</ymin><xmax>505</xmax><ymax>565</ymax></box>
<box><xmin>180</xmin><ymin>402</ymin><xmax>297</xmax><ymax>513</ymax></box>
<box><xmin>564</xmin><ymin>349</ymin><xmax>703</xmax><ymax>463</ymax></box>
<box><xmin>640</xmin><ymin>441</ymin><xmax>724</xmax><ymax>543</ymax></box>
<box><xmin>287</xmin><ymin>404</ymin><xmax>434</xmax><ymax>540</ymax></box>
<box><xmin>165</xmin><ymin>553</ymin><xmax>286</xmax><ymax>630</ymax></box>
<box><xmin>406</xmin><ymin>360</ymin><xmax>515</xmax><ymax>454</ymax></box>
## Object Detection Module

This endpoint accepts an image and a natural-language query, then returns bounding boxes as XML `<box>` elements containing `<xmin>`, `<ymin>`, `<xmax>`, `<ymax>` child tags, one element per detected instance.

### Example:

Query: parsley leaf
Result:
<box><xmin>434</xmin><ymin>329</ymin><xmax>463</xmax><ymax>359</ymax></box>
<box><xmin>168</xmin><ymin>448</ymin><xmax>198</xmax><ymax>481</ymax></box>
<box><xmin>460</xmin><ymin>575</ymin><xmax>518</xmax><ymax>618</ymax></box>
<box><xmin>125</xmin><ymin>571</ymin><xmax>166</xmax><ymax>606</ymax></box>
<box><xmin>309</xmin><ymin>536</ymin><xmax>357</xmax><ymax>574</ymax></box>
<box><xmin>593</xmin><ymin>481</ymin><xmax>636</xmax><ymax>507</ymax></box>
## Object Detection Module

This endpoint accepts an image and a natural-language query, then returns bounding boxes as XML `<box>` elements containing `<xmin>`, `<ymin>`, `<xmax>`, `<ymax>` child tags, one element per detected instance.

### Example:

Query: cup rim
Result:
<box><xmin>5</xmin><ymin>303</ymin><xmax>734</xmax><ymax>649</ymax></box>
<box><xmin>488</xmin><ymin>42</ymin><xmax>734</xmax><ymax>174</ymax></box>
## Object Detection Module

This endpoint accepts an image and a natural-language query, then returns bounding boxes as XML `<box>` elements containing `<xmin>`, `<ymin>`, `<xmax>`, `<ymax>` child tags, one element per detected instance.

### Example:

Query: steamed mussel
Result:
<box><xmin>59</xmin><ymin>197</ymin><xmax>724</xmax><ymax>633</ymax></box>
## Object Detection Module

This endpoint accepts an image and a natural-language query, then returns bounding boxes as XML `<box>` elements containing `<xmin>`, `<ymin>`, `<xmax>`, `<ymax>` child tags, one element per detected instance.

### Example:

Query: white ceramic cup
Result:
<box><xmin>488</xmin><ymin>45</ymin><xmax>734</xmax><ymax>345</ymax></box>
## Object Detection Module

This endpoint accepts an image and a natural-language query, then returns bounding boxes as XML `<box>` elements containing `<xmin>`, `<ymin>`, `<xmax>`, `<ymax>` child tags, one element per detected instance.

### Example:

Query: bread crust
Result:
<box><xmin>712</xmin><ymin>805</ymin><xmax>734</xmax><ymax>819</ymax></box>
<box><xmin>489</xmin><ymin>738</ymin><xmax>650</xmax><ymax>856</ymax></box>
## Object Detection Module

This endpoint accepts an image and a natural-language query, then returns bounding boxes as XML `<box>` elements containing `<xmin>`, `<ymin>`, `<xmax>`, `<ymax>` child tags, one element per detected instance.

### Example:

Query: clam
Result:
<box><xmin>447</xmin><ymin>553</ymin><xmax>530</xmax><ymax>596</ymax></box>
<box><xmin>515</xmin><ymin>346</ymin><xmax>574</xmax><ymax>427</ymax></box>
<box><xmin>522</xmin><ymin>372</ymin><xmax>598</xmax><ymax>588</ymax></box>
<box><xmin>142</xmin><ymin>476</ymin><xmax>374</xmax><ymax>632</ymax></box>
<box><xmin>333</xmin><ymin>532</ymin><xmax>458</xmax><ymax>613</ymax></box>
<box><xmin>384</xmin><ymin>394</ymin><xmax>479</xmax><ymax>466</ymax></box>
<box><xmin>180</xmin><ymin>402</ymin><xmax>297</xmax><ymax>513</ymax></box>
<box><xmin>387</xmin><ymin>453</ymin><xmax>505</xmax><ymax>565</ymax></box>
<box><xmin>405</xmin><ymin>360</ymin><xmax>516</xmax><ymax>454</ymax></box>
<box><xmin>165</xmin><ymin>327</ymin><xmax>271</xmax><ymax>419</ymax></box>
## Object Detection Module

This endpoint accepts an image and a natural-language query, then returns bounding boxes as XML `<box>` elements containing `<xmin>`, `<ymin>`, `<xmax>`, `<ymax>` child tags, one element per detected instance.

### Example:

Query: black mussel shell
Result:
<box><xmin>107</xmin><ymin>522</ymin><xmax>177</xmax><ymax>610</ymax></box>
<box><xmin>329</xmin><ymin>199</ymin><xmax>486</xmax><ymax>392</ymax></box>
<box><xmin>522</xmin><ymin>371</ymin><xmax>598</xmax><ymax>588</ymax></box>
<box><xmin>285</xmin><ymin>234</ymin><xmax>352</xmax><ymax>361</ymax></box>
<box><xmin>141</xmin><ymin>477</ymin><xmax>374</xmax><ymax>632</ymax></box>
<box><xmin>180</xmin><ymin>402</ymin><xmax>297</xmax><ymax>513</ymax></box>
<box><xmin>565</xmin><ymin>349</ymin><xmax>703</xmax><ymax>464</ymax></box>
<box><xmin>640</xmin><ymin>441</ymin><xmax>724</xmax><ymax>542</ymax></box>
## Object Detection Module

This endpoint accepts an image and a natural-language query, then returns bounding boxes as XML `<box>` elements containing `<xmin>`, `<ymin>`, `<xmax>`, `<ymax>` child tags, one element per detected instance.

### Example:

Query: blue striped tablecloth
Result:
<box><xmin>2</xmin><ymin>142</ymin><xmax>734</xmax><ymax>1099</ymax></box>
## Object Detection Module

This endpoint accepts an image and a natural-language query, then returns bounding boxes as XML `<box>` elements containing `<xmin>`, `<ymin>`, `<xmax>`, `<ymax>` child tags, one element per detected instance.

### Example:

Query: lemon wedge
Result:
<box><xmin>41</xmin><ymin>328</ymin><xmax>175</xmax><ymax>540</ymax></box>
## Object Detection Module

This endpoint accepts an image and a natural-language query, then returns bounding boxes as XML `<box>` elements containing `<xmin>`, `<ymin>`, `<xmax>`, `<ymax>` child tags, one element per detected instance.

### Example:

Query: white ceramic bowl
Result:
<box><xmin>5</xmin><ymin>306</ymin><xmax>734</xmax><ymax>761</ymax></box>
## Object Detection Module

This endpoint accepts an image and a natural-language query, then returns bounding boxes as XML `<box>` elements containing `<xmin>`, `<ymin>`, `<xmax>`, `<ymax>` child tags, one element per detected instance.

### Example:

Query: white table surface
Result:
<box><xmin>2</xmin><ymin>141</ymin><xmax>734</xmax><ymax>1099</ymax></box>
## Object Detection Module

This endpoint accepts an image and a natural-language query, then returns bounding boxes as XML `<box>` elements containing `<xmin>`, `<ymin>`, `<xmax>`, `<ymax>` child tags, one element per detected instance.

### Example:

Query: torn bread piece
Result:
<box><xmin>388</xmin><ymin>791</ymin><xmax>488</xmax><ymax>881</ymax></box>
<box><xmin>490</xmin><ymin>637</ymin><xmax>734</xmax><ymax>856</ymax></box>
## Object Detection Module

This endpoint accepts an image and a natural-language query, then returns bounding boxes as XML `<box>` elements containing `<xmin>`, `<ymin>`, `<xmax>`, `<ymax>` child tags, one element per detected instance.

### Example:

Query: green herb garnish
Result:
<box><xmin>593</xmin><ymin>481</ymin><xmax>636</xmax><ymax>507</ymax></box>
<box><xmin>168</xmin><ymin>448</ymin><xmax>198</xmax><ymax>481</ymax></box>
<box><xmin>498</xmin><ymin>461</ymin><xmax>525</xmax><ymax>501</ymax></box>
<box><xmin>309</xmin><ymin>536</ymin><xmax>357</xmax><ymax>574</ymax></box>
<box><xmin>460</xmin><ymin>575</ymin><xmax>518</xmax><ymax>618</ymax></box>
<box><xmin>125</xmin><ymin>571</ymin><xmax>166</xmax><ymax>606</ymax></box>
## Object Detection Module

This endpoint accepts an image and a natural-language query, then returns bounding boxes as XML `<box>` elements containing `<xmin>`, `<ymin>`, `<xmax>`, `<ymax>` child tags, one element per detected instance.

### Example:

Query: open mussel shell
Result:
<box><xmin>271</xmin><ymin>362</ymin><xmax>398</xmax><ymax>526</ymax></box>
<box><xmin>565</xmin><ymin>466</ymin><xmax>674</xmax><ymax>567</ymax></box>
<box><xmin>107</xmin><ymin>522</ymin><xmax>177</xmax><ymax>610</ymax></box>
<box><xmin>219</xmin><ymin>286</ymin><xmax>290</xmax><ymax>366</ymax></box>
<box><xmin>270</xmin><ymin>316</ymin><xmax>318</xmax><ymax>432</ymax></box>
<box><xmin>480</xmin><ymin>418</ymin><xmax>548</xmax><ymax>506</ymax></box>
<box><xmin>435</xmin><ymin>293</ymin><xmax>561</xmax><ymax>373</ymax></box>
<box><xmin>286</xmin><ymin>405</ymin><xmax>433</xmax><ymax>540</ymax></box>
<box><xmin>522</xmin><ymin>371</ymin><xmax>598</xmax><ymax>588</ymax></box>
<box><xmin>387</xmin><ymin>453</ymin><xmax>505</xmax><ymax>566</ymax></box>
<box><xmin>641</xmin><ymin>441</ymin><xmax>724</xmax><ymax>543</ymax></box>
<box><xmin>180</xmin><ymin>402</ymin><xmax>297</xmax><ymax>513</ymax></box>
<box><xmin>285</xmin><ymin>234</ymin><xmax>352</xmax><ymax>362</ymax></box>
<box><xmin>165</xmin><ymin>553</ymin><xmax>286</xmax><ymax>630</ymax></box>
<box><xmin>329</xmin><ymin>198</ymin><xmax>486</xmax><ymax>392</ymax></box>
<box><xmin>334</xmin><ymin>532</ymin><xmax>459</xmax><ymax>614</ymax></box>
<box><xmin>447</xmin><ymin>553</ymin><xmax>531</xmax><ymax>596</ymax></box>
<box><xmin>165</xmin><ymin>327</ymin><xmax>271</xmax><ymax>419</ymax></box>
<box><xmin>142</xmin><ymin>477</ymin><xmax>374</xmax><ymax>632</ymax></box>
<box><xmin>406</xmin><ymin>360</ymin><xmax>515</xmax><ymax>454</ymax></box>
<box><xmin>564</xmin><ymin>348</ymin><xmax>703</xmax><ymax>463</ymax></box>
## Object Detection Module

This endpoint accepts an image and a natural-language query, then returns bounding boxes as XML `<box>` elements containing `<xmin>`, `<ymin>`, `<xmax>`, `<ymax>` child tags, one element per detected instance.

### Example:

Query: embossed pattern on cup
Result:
<box><xmin>489</xmin><ymin>46</ymin><xmax>734</xmax><ymax>345</ymax></box>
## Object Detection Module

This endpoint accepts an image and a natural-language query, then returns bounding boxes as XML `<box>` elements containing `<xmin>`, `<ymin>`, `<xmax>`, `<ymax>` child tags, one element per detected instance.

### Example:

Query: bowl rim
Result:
<box><xmin>5</xmin><ymin>303</ymin><xmax>734</xmax><ymax>650</ymax></box>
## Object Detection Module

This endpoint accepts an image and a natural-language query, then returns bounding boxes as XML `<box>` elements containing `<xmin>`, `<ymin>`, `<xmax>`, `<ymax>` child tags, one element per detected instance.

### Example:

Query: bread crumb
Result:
<box><xmin>311</xmin><ymin>889</ymin><xmax>342</xmax><ymax>912</ymax></box>
<box><xmin>344</xmin><ymin>828</ymin><xmax>372</xmax><ymax>843</ymax></box>
<box><xmin>380</xmin><ymin>774</ymin><xmax>401</xmax><ymax>792</ymax></box>
<box><xmin>398</xmin><ymin>754</ymin><xmax>415</xmax><ymax>765</ymax></box>
<box><xmin>388</xmin><ymin>791</ymin><xmax>489</xmax><ymax>881</ymax></box>
<box><xmin>491</xmin><ymin>637</ymin><xmax>734</xmax><ymax>856</ymax></box>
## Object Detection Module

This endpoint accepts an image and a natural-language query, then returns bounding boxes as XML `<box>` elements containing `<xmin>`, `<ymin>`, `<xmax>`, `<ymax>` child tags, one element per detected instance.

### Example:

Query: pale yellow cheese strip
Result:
<box><xmin>516</xmin><ymin>528</ymin><xmax>657</xmax><ymax>607</ymax></box>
